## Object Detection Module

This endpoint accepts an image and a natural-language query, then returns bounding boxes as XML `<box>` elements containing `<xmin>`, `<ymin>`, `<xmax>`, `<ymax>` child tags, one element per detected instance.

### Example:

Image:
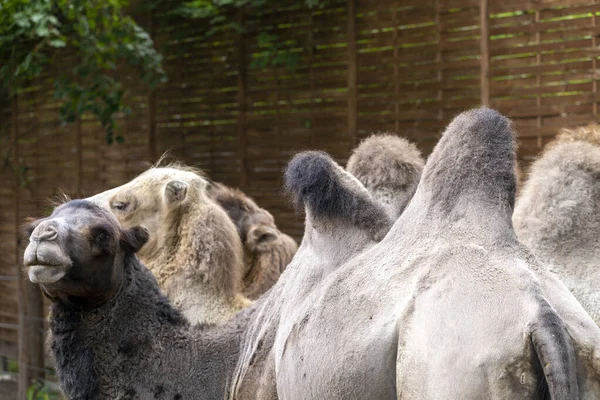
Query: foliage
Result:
<box><xmin>7</xmin><ymin>359</ymin><xmax>19</xmax><ymax>373</ymax></box>
<box><xmin>0</xmin><ymin>0</ymin><xmax>166</xmax><ymax>143</ymax></box>
<box><xmin>26</xmin><ymin>380</ymin><xmax>64</xmax><ymax>400</ymax></box>
<box><xmin>172</xmin><ymin>0</ymin><xmax>331</xmax><ymax>71</ymax></box>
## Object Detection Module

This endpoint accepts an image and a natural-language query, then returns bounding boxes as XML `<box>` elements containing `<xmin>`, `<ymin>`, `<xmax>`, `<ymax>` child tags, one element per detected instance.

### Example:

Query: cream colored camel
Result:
<box><xmin>87</xmin><ymin>166</ymin><xmax>251</xmax><ymax>324</ymax></box>
<box><xmin>514</xmin><ymin>124</ymin><xmax>600</xmax><ymax>325</ymax></box>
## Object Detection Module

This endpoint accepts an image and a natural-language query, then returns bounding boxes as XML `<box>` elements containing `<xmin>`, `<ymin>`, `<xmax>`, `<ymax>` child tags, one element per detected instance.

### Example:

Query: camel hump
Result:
<box><xmin>347</xmin><ymin>134</ymin><xmax>424</xmax><ymax>190</ymax></box>
<box><xmin>555</xmin><ymin>123</ymin><xmax>600</xmax><ymax>147</ymax></box>
<box><xmin>530</xmin><ymin>302</ymin><xmax>579</xmax><ymax>400</ymax></box>
<box><xmin>418</xmin><ymin>107</ymin><xmax>516</xmax><ymax>219</ymax></box>
<box><xmin>285</xmin><ymin>151</ymin><xmax>391</xmax><ymax>239</ymax></box>
<box><xmin>514</xmin><ymin>137</ymin><xmax>600</xmax><ymax>239</ymax></box>
<box><xmin>347</xmin><ymin>134</ymin><xmax>424</xmax><ymax>219</ymax></box>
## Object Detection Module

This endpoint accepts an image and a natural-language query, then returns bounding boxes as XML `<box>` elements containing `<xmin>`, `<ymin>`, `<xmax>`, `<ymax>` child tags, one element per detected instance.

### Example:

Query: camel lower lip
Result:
<box><xmin>27</xmin><ymin>265</ymin><xmax>66</xmax><ymax>284</ymax></box>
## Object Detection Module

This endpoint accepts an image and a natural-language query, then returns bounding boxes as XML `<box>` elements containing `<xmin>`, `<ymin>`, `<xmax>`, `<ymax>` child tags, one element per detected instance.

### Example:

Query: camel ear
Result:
<box><xmin>165</xmin><ymin>180</ymin><xmax>188</xmax><ymax>205</ymax></box>
<box><xmin>247</xmin><ymin>226</ymin><xmax>278</xmax><ymax>249</ymax></box>
<box><xmin>120</xmin><ymin>226</ymin><xmax>149</xmax><ymax>254</ymax></box>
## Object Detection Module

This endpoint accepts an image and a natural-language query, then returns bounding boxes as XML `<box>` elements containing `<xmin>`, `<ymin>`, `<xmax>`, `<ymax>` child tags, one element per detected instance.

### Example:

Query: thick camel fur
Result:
<box><xmin>25</xmin><ymin>109</ymin><xmax>600</xmax><ymax>399</ymax></box>
<box><xmin>87</xmin><ymin>167</ymin><xmax>250</xmax><ymax>324</ymax></box>
<box><xmin>347</xmin><ymin>133</ymin><xmax>424</xmax><ymax>220</ymax></box>
<box><xmin>514</xmin><ymin>123</ymin><xmax>600</xmax><ymax>325</ymax></box>
<box><xmin>208</xmin><ymin>182</ymin><xmax>298</xmax><ymax>299</ymax></box>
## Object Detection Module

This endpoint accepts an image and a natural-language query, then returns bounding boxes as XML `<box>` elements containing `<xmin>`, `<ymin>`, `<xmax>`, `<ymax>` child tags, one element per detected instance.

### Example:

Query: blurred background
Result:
<box><xmin>1</xmin><ymin>0</ymin><xmax>599</xmax><ymax>398</ymax></box>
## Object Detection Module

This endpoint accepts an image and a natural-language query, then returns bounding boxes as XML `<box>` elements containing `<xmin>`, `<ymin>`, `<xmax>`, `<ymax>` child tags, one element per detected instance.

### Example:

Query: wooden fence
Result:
<box><xmin>2</xmin><ymin>0</ymin><xmax>600</xmax><ymax>396</ymax></box>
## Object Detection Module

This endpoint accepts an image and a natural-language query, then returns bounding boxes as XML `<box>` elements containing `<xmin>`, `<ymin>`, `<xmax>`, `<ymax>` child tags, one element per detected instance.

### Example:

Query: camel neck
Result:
<box><xmin>48</xmin><ymin>257</ymin><xmax>248</xmax><ymax>399</ymax></box>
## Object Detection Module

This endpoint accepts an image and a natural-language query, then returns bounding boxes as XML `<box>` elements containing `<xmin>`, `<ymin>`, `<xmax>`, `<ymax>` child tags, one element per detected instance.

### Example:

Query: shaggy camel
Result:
<box><xmin>87</xmin><ymin>167</ymin><xmax>250</xmax><ymax>325</ymax></box>
<box><xmin>208</xmin><ymin>182</ymin><xmax>298</xmax><ymax>299</ymax></box>
<box><xmin>347</xmin><ymin>133</ymin><xmax>424</xmax><ymax>220</ymax></box>
<box><xmin>25</xmin><ymin>108</ymin><xmax>600</xmax><ymax>398</ymax></box>
<box><xmin>514</xmin><ymin>124</ymin><xmax>600</xmax><ymax>325</ymax></box>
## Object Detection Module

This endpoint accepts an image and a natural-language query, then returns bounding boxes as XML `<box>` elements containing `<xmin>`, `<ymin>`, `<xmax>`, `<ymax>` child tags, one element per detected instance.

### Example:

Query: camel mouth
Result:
<box><xmin>27</xmin><ymin>265</ymin><xmax>67</xmax><ymax>284</ymax></box>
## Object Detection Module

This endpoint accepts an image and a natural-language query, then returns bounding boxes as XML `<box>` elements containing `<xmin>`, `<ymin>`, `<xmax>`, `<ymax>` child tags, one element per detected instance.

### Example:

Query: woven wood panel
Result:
<box><xmin>0</xmin><ymin>0</ymin><xmax>599</xmax><ymax>387</ymax></box>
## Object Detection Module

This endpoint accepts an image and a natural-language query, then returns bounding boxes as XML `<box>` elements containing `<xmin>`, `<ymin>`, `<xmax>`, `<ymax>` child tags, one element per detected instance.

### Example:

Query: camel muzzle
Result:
<box><xmin>24</xmin><ymin>218</ymin><xmax>71</xmax><ymax>284</ymax></box>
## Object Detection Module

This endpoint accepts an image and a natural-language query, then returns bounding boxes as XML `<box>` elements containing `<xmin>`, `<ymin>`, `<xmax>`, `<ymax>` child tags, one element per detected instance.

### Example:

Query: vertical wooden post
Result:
<box><xmin>592</xmin><ymin>6</ymin><xmax>598</xmax><ymax>118</ymax></box>
<box><xmin>392</xmin><ymin>7</ymin><xmax>400</xmax><ymax>133</ymax></box>
<box><xmin>309</xmin><ymin>12</ymin><xmax>317</xmax><ymax>148</ymax></box>
<box><xmin>479</xmin><ymin>0</ymin><xmax>490</xmax><ymax>106</ymax></box>
<box><xmin>13</xmin><ymin>97</ymin><xmax>45</xmax><ymax>400</ymax></box>
<box><xmin>76</xmin><ymin>118</ymin><xmax>83</xmax><ymax>197</ymax></box>
<box><xmin>347</xmin><ymin>0</ymin><xmax>358</xmax><ymax>148</ymax></box>
<box><xmin>535</xmin><ymin>9</ymin><xmax>543</xmax><ymax>148</ymax></box>
<box><xmin>148</xmin><ymin>12</ymin><xmax>158</xmax><ymax>162</ymax></box>
<box><xmin>237</xmin><ymin>10</ymin><xmax>248</xmax><ymax>188</ymax></box>
<box><xmin>436</xmin><ymin>0</ymin><xmax>444</xmax><ymax>121</ymax></box>
<box><xmin>148</xmin><ymin>91</ymin><xmax>157</xmax><ymax>162</ymax></box>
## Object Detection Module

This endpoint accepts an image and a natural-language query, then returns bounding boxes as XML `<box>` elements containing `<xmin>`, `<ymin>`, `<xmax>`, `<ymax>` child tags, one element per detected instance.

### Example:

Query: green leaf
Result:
<box><xmin>34</xmin><ymin>24</ymin><xmax>49</xmax><ymax>37</ymax></box>
<box><xmin>30</xmin><ymin>13</ymin><xmax>44</xmax><ymax>24</ymax></box>
<box><xmin>48</xmin><ymin>38</ymin><xmax>66</xmax><ymax>47</ymax></box>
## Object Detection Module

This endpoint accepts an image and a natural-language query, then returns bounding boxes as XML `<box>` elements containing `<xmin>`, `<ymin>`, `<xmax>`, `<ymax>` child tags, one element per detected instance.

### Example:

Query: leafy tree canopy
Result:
<box><xmin>0</xmin><ymin>0</ymin><xmax>166</xmax><ymax>143</ymax></box>
<box><xmin>0</xmin><ymin>0</ymin><xmax>330</xmax><ymax>142</ymax></box>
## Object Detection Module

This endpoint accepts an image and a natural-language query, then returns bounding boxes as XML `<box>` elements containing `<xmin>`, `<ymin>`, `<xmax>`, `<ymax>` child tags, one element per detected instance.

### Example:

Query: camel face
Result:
<box><xmin>23</xmin><ymin>200</ymin><xmax>148</xmax><ymax>305</ymax></box>
<box><xmin>88</xmin><ymin>166</ymin><xmax>249</xmax><ymax>324</ymax></box>
<box><xmin>88</xmin><ymin>167</ymin><xmax>208</xmax><ymax>259</ymax></box>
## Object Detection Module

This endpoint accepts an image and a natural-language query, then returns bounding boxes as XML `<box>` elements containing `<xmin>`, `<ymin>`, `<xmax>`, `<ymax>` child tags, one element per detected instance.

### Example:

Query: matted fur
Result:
<box><xmin>285</xmin><ymin>150</ymin><xmax>391</xmax><ymax>240</ymax></box>
<box><xmin>554</xmin><ymin>123</ymin><xmax>600</xmax><ymax>147</ymax></box>
<box><xmin>514</xmin><ymin>122</ymin><xmax>600</xmax><ymax>324</ymax></box>
<box><xmin>347</xmin><ymin>133</ymin><xmax>424</xmax><ymax>219</ymax></box>
<box><xmin>87</xmin><ymin>166</ymin><xmax>250</xmax><ymax>325</ymax></box>
<box><xmin>26</xmin><ymin>200</ymin><xmax>248</xmax><ymax>398</ymax></box>
<box><xmin>26</xmin><ymin>110</ymin><xmax>600</xmax><ymax>399</ymax></box>
<box><xmin>232</xmin><ymin>108</ymin><xmax>600</xmax><ymax>398</ymax></box>
<box><xmin>208</xmin><ymin>182</ymin><xmax>298</xmax><ymax>299</ymax></box>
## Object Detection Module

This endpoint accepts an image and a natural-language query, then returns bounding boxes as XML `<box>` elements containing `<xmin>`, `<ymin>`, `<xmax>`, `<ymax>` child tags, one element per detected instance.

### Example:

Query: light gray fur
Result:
<box><xmin>232</xmin><ymin>107</ymin><xmax>600</xmax><ymax>399</ymax></box>
<box><xmin>347</xmin><ymin>133</ymin><xmax>425</xmax><ymax>220</ymax></box>
<box><xmin>514</xmin><ymin>133</ymin><xmax>600</xmax><ymax>325</ymax></box>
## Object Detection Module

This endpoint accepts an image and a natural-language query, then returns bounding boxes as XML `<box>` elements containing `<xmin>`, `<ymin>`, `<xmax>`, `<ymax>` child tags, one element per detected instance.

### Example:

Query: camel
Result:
<box><xmin>24</xmin><ymin>108</ymin><xmax>600</xmax><ymax>399</ymax></box>
<box><xmin>87</xmin><ymin>166</ymin><xmax>251</xmax><ymax>325</ymax></box>
<box><xmin>208</xmin><ymin>183</ymin><xmax>298</xmax><ymax>299</ymax></box>
<box><xmin>347</xmin><ymin>133</ymin><xmax>424</xmax><ymax>220</ymax></box>
<box><xmin>23</xmin><ymin>200</ymin><xmax>248</xmax><ymax>399</ymax></box>
<box><xmin>514</xmin><ymin>123</ymin><xmax>600</xmax><ymax>325</ymax></box>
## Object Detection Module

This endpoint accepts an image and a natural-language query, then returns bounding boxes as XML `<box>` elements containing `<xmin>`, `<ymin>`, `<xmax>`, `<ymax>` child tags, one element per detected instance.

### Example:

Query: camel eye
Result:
<box><xmin>111</xmin><ymin>201</ymin><xmax>129</xmax><ymax>212</ymax></box>
<box><xmin>94</xmin><ymin>231</ymin><xmax>111</xmax><ymax>248</ymax></box>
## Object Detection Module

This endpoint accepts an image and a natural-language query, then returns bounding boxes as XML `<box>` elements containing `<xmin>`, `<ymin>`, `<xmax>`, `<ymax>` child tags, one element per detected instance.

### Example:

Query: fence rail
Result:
<box><xmin>2</xmin><ymin>0</ymin><xmax>600</xmax><ymax>397</ymax></box>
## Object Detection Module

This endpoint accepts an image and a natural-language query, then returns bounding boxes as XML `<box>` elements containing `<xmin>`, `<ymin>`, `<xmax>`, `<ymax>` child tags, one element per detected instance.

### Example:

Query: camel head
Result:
<box><xmin>23</xmin><ymin>200</ymin><xmax>148</xmax><ymax>306</ymax></box>
<box><xmin>208</xmin><ymin>182</ymin><xmax>279</xmax><ymax>253</ymax></box>
<box><xmin>87</xmin><ymin>167</ymin><xmax>209</xmax><ymax>260</ymax></box>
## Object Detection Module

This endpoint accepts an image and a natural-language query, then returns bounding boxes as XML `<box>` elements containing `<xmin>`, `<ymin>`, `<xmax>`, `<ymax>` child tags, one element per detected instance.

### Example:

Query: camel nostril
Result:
<box><xmin>38</xmin><ymin>228</ymin><xmax>58</xmax><ymax>242</ymax></box>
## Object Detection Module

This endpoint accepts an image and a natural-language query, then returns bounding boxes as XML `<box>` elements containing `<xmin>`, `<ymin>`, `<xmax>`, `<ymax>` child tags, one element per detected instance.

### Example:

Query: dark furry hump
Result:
<box><xmin>422</xmin><ymin>107</ymin><xmax>517</xmax><ymax>214</ymax></box>
<box><xmin>285</xmin><ymin>151</ymin><xmax>391</xmax><ymax>235</ymax></box>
